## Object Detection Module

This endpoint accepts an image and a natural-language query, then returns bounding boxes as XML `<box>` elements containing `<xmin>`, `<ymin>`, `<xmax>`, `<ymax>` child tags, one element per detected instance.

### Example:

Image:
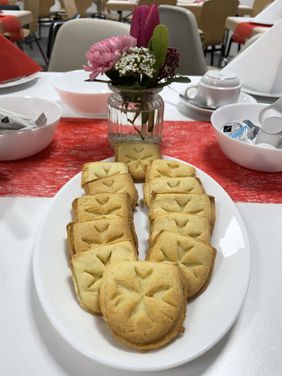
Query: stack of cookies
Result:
<box><xmin>144</xmin><ymin>159</ymin><xmax>216</xmax><ymax>300</ymax></box>
<box><xmin>67</xmin><ymin>161</ymin><xmax>138</xmax><ymax>315</ymax></box>
<box><xmin>66</xmin><ymin>143</ymin><xmax>216</xmax><ymax>351</ymax></box>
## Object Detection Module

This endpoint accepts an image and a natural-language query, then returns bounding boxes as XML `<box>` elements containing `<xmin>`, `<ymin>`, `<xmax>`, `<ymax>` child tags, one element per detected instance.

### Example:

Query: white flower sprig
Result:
<box><xmin>115</xmin><ymin>47</ymin><xmax>156</xmax><ymax>79</ymax></box>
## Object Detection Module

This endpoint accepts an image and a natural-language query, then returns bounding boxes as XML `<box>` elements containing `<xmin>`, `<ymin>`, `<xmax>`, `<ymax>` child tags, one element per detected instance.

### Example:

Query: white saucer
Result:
<box><xmin>241</xmin><ymin>85</ymin><xmax>282</xmax><ymax>99</ymax></box>
<box><xmin>179</xmin><ymin>86</ymin><xmax>257</xmax><ymax>121</ymax></box>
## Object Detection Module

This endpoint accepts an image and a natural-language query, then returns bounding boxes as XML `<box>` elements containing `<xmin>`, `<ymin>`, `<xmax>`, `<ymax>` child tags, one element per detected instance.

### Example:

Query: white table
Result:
<box><xmin>1</xmin><ymin>72</ymin><xmax>282</xmax><ymax>376</ymax></box>
<box><xmin>0</xmin><ymin>9</ymin><xmax>32</xmax><ymax>34</ymax></box>
<box><xmin>225</xmin><ymin>16</ymin><xmax>270</xmax><ymax>34</ymax></box>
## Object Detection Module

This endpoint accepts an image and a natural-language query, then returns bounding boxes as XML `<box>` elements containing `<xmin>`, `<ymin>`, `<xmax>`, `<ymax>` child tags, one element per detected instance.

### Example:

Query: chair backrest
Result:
<box><xmin>253</xmin><ymin>0</ymin><xmax>274</xmax><ymax>16</ymax></box>
<box><xmin>24</xmin><ymin>0</ymin><xmax>40</xmax><ymax>33</ymax></box>
<box><xmin>38</xmin><ymin>0</ymin><xmax>55</xmax><ymax>18</ymax></box>
<box><xmin>75</xmin><ymin>0</ymin><xmax>93</xmax><ymax>17</ymax></box>
<box><xmin>159</xmin><ymin>5</ymin><xmax>207</xmax><ymax>75</ymax></box>
<box><xmin>48</xmin><ymin>18</ymin><xmax>130</xmax><ymax>71</ymax></box>
<box><xmin>139</xmin><ymin>0</ymin><xmax>177</xmax><ymax>5</ymax></box>
<box><xmin>61</xmin><ymin>0</ymin><xmax>79</xmax><ymax>18</ymax></box>
<box><xmin>198</xmin><ymin>0</ymin><xmax>239</xmax><ymax>46</ymax></box>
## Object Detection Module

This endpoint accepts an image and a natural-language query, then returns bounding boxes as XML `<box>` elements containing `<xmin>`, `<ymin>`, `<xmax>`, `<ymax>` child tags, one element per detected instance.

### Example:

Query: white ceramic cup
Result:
<box><xmin>195</xmin><ymin>71</ymin><xmax>241</xmax><ymax>109</ymax></box>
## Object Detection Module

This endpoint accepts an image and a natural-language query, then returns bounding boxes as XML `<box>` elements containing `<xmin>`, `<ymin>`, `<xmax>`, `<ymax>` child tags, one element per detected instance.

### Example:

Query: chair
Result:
<box><xmin>140</xmin><ymin>0</ymin><xmax>177</xmax><ymax>4</ymax></box>
<box><xmin>19</xmin><ymin>0</ymin><xmax>48</xmax><ymax>66</ymax></box>
<box><xmin>225</xmin><ymin>0</ymin><xmax>274</xmax><ymax>58</ymax></box>
<box><xmin>117</xmin><ymin>0</ymin><xmax>177</xmax><ymax>22</ymax></box>
<box><xmin>198</xmin><ymin>0</ymin><xmax>239</xmax><ymax>66</ymax></box>
<box><xmin>75</xmin><ymin>0</ymin><xmax>108</xmax><ymax>19</ymax></box>
<box><xmin>75</xmin><ymin>0</ymin><xmax>93</xmax><ymax>17</ymax></box>
<box><xmin>38</xmin><ymin>0</ymin><xmax>58</xmax><ymax>38</ymax></box>
<box><xmin>159</xmin><ymin>5</ymin><xmax>207</xmax><ymax>75</ymax></box>
<box><xmin>48</xmin><ymin>18</ymin><xmax>130</xmax><ymax>71</ymax></box>
<box><xmin>46</xmin><ymin>0</ymin><xmax>80</xmax><ymax>59</ymax></box>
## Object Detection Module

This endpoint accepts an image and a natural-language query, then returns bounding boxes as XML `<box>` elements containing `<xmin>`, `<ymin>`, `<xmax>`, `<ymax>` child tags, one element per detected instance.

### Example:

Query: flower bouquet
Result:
<box><xmin>84</xmin><ymin>4</ymin><xmax>190</xmax><ymax>145</ymax></box>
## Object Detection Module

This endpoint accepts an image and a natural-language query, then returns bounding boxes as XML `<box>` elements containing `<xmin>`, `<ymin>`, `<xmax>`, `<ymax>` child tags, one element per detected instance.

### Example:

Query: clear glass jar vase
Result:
<box><xmin>107</xmin><ymin>86</ymin><xmax>164</xmax><ymax>147</ymax></box>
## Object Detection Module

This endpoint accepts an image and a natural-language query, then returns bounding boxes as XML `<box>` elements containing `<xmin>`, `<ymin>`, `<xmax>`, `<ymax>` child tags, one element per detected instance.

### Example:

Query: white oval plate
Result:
<box><xmin>33</xmin><ymin>156</ymin><xmax>250</xmax><ymax>372</ymax></box>
<box><xmin>0</xmin><ymin>72</ymin><xmax>39</xmax><ymax>89</ymax></box>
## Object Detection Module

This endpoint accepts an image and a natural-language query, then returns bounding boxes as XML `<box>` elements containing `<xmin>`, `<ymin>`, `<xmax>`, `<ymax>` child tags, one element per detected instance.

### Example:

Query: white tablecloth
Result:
<box><xmin>1</xmin><ymin>73</ymin><xmax>282</xmax><ymax>376</ymax></box>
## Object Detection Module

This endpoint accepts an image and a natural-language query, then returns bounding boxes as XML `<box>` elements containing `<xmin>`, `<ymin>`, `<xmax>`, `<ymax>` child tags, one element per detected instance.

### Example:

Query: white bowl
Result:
<box><xmin>0</xmin><ymin>96</ymin><xmax>62</xmax><ymax>161</ymax></box>
<box><xmin>52</xmin><ymin>70</ymin><xmax>111</xmax><ymax>116</ymax></box>
<box><xmin>211</xmin><ymin>103</ymin><xmax>282</xmax><ymax>172</ymax></box>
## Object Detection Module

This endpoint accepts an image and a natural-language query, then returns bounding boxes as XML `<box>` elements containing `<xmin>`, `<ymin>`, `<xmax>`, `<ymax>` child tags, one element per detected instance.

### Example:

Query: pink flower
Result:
<box><xmin>130</xmin><ymin>4</ymin><xmax>160</xmax><ymax>47</ymax></box>
<box><xmin>84</xmin><ymin>35</ymin><xmax>137</xmax><ymax>79</ymax></box>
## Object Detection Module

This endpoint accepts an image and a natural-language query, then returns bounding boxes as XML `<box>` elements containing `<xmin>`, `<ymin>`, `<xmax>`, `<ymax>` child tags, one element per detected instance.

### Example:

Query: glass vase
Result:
<box><xmin>107</xmin><ymin>86</ymin><xmax>164</xmax><ymax>147</ymax></box>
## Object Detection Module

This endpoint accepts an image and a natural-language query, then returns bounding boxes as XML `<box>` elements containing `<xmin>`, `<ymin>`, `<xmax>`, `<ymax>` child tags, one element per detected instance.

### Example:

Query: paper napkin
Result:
<box><xmin>0</xmin><ymin>35</ymin><xmax>42</xmax><ymax>83</ymax></box>
<box><xmin>222</xmin><ymin>19</ymin><xmax>282</xmax><ymax>95</ymax></box>
<box><xmin>0</xmin><ymin>107</ymin><xmax>47</xmax><ymax>131</ymax></box>
<box><xmin>252</xmin><ymin>0</ymin><xmax>282</xmax><ymax>25</ymax></box>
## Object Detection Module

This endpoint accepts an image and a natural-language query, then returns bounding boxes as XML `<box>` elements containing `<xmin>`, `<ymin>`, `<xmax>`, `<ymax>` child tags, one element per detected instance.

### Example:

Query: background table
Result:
<box><xmin>0</xmin><ymin>9</ymin><xmax>32</xmax><ymax>33</ymax></box>
<box><xmin>225</xmin><ymin>16</ymin><xmax>270</xmax><ymax>35</ymax></box>
<box><xmin>106</xmin><ymin>1</ymin><xmax>254</xmax><ymax>22</ymax></box>
<box><xmin>105</xmin><ymin>0</ymin><xmax>204</xmax><ymax>22</ymax></box>
<box><xmin>1</xmin><ymin>72</ymin><xmax>282</xmax><ymax>376</ymax></box>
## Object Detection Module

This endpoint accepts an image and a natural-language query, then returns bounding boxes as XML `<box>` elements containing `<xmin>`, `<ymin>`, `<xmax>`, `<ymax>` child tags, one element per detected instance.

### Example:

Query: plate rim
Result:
<box><xmin>241</xmin><ymin>85</ymin><xmax>282</xmax><ymax>98</ymax></box>
<box><xmin>0</xmin><ymin>72</ymin><xmax>39</xmax><ymax>89</ymax></box>
<box><xmin>32</xmin><ymin>156</ymin><xmax>251</xmax><ymax>371</ymax></box>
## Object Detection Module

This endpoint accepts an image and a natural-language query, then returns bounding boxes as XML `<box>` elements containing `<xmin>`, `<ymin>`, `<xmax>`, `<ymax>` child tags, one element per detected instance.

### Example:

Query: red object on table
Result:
<box><xmin>0</xmin><ymin>119</ymin><xmax>282</xmax><ymax>203</ymax></box>
<box><xmin>0</xmin><ymin>34</ymin><xmax>42</xmax><ymax>83</ymax></box>
<box><xmin>0</xmin><ymin>0</ymin><xmax>9</xmax><ymax>4</ymax></box>
<box><xmin>232</xmin><ymin>22</ymin><xmax>272</xmax><ymax>44</ymax></box>
<box><xmin>0</xmin><ymin>14</ymin><xmax>23</xmax><ymax>41</ymax></box>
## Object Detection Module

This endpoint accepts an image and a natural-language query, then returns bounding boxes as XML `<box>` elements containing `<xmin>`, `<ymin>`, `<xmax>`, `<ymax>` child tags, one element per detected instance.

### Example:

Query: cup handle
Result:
<box><xmin>184</xmin><ymin>87</ymin><xmax>198</xmax><ymax>101</ymax></box>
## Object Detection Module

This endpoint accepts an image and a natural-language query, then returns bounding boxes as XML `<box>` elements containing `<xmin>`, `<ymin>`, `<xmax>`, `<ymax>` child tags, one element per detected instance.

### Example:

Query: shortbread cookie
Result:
<box><xmin>149</xmin><ymin>213</ymin><xmax>211</xmax><ymax>245</ymax></box>
<box><xmin>67</xmin><ymin>218</ymin><xmax>137</xmax><ymax>256</ymax></box>
<box><xmin>84</xmin><ymin>173</ymin><xmax>138</xmax><ymax>209</ymax></box>
<box><xmin>145</xmin><ymin>159</ymin><xmax>195</xmax><ymax>182</ymax></box>
<box><xmin>149</xmin><ymin>193</ymin><xmax>215</xmax><ymax>228</ymax></box>
<box><xmin>147</xmin><ymin>231</ymin><xmax>216</xmax><ymax>299</ymax></box>
<box><xmin>72</xmin><ymin>193</ymin><xmax>132</xmax><ymax>222</ymax></box>
<box><xmin>82</xmin><ymin>162</ymin><xmax>128</xmax><ymax>186</ymax></box>
<box><xmin>144</xmin><ymin>177</ymin><xmax>205</xmax><ymax>207</ymax></box>
<box><xmin>115</xmin><ymin>143</ymin><xmax>161</xmax><ymax>182</ymax></box>
<box><xmin>71</xmin><ymin>241</ymin><xmax>137</xmax><ymax>314</ymax></box>
<box><xmin>99</xmin><ymin>261</ymin><xmax>186</xmax><ymax>351</ymax></box>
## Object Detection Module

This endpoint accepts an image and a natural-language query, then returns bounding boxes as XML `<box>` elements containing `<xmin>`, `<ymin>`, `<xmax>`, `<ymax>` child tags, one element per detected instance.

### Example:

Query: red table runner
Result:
<box><xmin>232</xmin><ymin>22</ymin><xmax>272</xmax><ymax>44</ymax></box>
<box><xmin>0</xmin><ymin>119</ymin><xmax>282</xmax><ymax>203</ymax></box>
<box><xmin>0</xmin><ymin>14</ymin><xmax>23</xmax><ymax>41</ymax></box>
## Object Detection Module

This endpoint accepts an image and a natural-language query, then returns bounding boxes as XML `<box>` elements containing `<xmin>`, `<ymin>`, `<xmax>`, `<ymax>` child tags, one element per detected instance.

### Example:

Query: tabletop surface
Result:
<box><xmin>225</xmin><ymin>16</ymin><xmax>271</xmax><ymax>33</ymax></box>
<box><xmin>1</xmin><ymin>72</ymin><xmax>282</xmax><ymax>376</ymax></box>
<box><xmin>0</xmin><ymin>9</ymin><xmax>33</xmax><ymax>34</ymax></box>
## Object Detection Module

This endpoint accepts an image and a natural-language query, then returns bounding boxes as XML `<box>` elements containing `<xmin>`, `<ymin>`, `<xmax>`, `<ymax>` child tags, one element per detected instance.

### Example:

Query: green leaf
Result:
<box><xmin>155</xmin><ymin>76</ymin><xmax>191</xmax><ymax>89</ymax></box>
<box><xmin>148</xmin><ymin>24</ymin><xmax>169</xmax><ymax>76</ymax></box>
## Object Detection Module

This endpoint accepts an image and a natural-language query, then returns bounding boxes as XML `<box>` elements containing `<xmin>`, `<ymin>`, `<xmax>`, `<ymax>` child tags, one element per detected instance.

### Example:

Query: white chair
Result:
<box><xmin>159</xmin><ymin>5</ymin><xmax>207</xmax><ymax>75</ymax></box>
<box><xmin>48</xmin><ymin>18</ymin><xmax>130</xmax><ymax>71</ymax></box>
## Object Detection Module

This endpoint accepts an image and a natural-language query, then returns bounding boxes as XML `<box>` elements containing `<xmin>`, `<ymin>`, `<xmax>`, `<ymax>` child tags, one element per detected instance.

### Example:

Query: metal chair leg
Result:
<box><xmin>33</xmin><ymin>33</ymin><xmax>49</xmax><ymax>67</ymax></box>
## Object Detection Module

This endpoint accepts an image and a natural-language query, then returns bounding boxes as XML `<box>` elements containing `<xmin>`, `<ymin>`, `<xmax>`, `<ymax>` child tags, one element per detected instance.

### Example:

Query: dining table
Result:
<box><xmin>1</xmin><ymin>71</ymin><xmax>282</xmax><ymax>376</ymax></box>
<box><xmin>225</xmin><ymin>15</ymin><xmax>271</xmax><ymax>35</ymax></box>
<box><xmin>0</xmin><ymin>9</ymin><xmax>32</xmax><ymax>33</ymax></box>
<box><xmin>106</xmin><ymin>0</ymin><xmax>254</xmax><ymax>22</ymax></box>
<box><xmin>105</xmin><ymin>0</ymin><xmax>204</xmax><ymax>22</ymax></box>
